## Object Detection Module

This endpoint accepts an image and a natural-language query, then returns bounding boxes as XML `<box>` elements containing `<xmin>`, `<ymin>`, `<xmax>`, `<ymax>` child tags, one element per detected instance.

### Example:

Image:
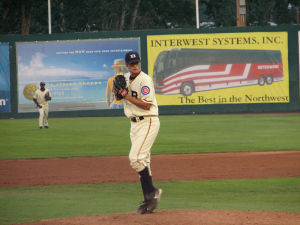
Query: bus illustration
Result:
<box><xmin>153</xmin><ymin>48</ymin><xmax>284</xmax><ymax>96</ymax></box>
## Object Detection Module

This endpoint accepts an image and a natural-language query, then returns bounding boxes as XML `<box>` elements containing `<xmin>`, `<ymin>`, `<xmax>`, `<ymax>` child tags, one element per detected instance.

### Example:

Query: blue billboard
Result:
<box><xmin>16</xmin><ymin>38</ymin><xmax>140</xmax><ymax>112</ymax></box>
<box><xmin>0</xmin><ymin>42</ymin><xmax>11</xmax><ymax>113</ymax></box>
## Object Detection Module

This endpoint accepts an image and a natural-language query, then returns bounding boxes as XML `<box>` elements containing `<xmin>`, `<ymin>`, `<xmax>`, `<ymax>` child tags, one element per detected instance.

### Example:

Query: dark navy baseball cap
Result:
<box><xmin>125</xmin><ymin>51</ymin><xmax>140</xmax><ymax>64</ymax></box>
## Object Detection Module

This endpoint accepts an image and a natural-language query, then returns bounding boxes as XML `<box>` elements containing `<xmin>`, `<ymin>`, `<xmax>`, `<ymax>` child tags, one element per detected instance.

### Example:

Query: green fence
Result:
<box><xmin>0</xmin><ymin>25</ymin><xmax>299</xmax><ymax>119</ymax></box>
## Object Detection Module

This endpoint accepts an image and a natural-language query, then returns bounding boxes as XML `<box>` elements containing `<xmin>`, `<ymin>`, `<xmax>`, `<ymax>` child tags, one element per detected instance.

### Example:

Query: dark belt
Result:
<box><xmin>131</xmin><ymin>116</ymin><xmax>144</xmax><ymax>122</ymax></box>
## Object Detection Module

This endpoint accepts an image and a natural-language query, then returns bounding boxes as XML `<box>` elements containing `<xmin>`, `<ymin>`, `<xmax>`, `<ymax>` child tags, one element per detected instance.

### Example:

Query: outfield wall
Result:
<box><xmin>0</xmin><ymin>25</ymin><xmax>299</xmax><ymax>119</ymax></box>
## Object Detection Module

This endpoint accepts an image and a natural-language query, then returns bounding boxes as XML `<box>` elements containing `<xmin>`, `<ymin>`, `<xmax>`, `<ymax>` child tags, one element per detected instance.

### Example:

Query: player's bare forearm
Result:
<box><xmin>124</xmin><ymin>94</ymin><xmax>151</xmax><ymax>110</ymax></box>
<box><xmin>33</xmin><ymin>98</ymin><xmax>41</xmax><ymax>108</ymax></box>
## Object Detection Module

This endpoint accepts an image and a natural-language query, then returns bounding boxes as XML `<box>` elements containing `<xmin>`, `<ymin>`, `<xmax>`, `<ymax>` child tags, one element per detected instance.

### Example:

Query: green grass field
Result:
<box><xmin>1</xmin><ymin>178</ymin><xmax>299</xmax><ymax>224</ymax></box>
<box><xmin>0</xmin><ymin>113</ymin><xmax>300</xmax><ymax>224</ymax></box>
<box><xmin>0</xmin><ymin>113</ymin><xmax>299</xmax><ymax>159</ymax></box>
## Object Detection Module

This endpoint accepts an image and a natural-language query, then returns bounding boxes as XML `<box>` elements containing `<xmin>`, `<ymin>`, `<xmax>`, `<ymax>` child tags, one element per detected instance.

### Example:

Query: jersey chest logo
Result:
<box><xmin>141</xmin><ymin>86</ymin><xmax>150</xmax><ymax>95</ymax></box>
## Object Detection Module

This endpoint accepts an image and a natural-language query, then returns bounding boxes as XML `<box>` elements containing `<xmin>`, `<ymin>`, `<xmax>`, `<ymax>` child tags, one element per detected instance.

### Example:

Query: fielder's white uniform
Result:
<box><xmin>33</xmin><ymin>88</ymin><xmax>51</xmax><ymax>127</ymax></box>
<box><xmin>124</xmin><ymin>71</ymin><xmax>160</xmax><ymax>176</ymax></box>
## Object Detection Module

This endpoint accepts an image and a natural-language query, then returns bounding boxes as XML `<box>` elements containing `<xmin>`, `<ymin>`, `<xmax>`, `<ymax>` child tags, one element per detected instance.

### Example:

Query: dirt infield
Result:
<box><xmin>1</xmin><ymin>151</ymin><xmax>300</xmax><ymax>187</ymax></box>
<box><xmin>18</xmin><ymin>210</ymin><xmax>300</xmax><ymax>225</ymax></box>
<box><xmin>1</xmin><ymin>150</ymin><xmax>300</xmax><ymax>224</ymax></box>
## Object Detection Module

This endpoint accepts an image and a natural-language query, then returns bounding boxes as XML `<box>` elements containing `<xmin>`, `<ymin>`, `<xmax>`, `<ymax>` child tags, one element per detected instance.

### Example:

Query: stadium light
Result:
<box><xmin>48</xmin><ymin>0</ymin><xmax>52</xmax><ymax>34</ymax></box>
<box><xmin>195</xmin><ymin>0</ymin><xmax>199</xmax><ymax>28</ymax></box>
<box><xmin>236</xmin><ymin>0</ymin><xmax>247</xmax><ymax>27</ymax></box>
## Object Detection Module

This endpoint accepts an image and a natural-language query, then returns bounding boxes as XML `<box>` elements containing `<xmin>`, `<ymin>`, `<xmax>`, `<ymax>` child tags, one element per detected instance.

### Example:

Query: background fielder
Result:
<box><xmin>115</xmin><ymin>51</ymin><xmax>162</xmax><ymax>214</ymax></box>
<box><xmin>33</xmin><ymin>81</ymin><xmax>51</xmax><ymax>129</ymax></box>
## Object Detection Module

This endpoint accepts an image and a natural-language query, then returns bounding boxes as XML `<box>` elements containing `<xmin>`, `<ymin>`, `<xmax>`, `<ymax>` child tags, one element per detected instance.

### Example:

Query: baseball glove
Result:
<box><xmin>113</xmin><ymin>75</ymin><xmax>128</xmax><ymax>100</ymax></box>
<box><xmin>45</xmin><ymin>92</ymin><xmax>51</xmax><ymax>101</ymax></box>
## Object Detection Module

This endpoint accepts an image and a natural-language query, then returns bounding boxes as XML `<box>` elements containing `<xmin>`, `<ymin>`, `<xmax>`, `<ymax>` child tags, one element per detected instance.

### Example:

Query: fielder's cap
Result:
<box><xmin>111</xmin><ymin>58</ymin><xmax>126</xmax><ymax>68</ymax></box>
<box><xmin>40</xmin><ymin>81</ymin><xmax>45</xmax><ymax>85</ymax></box>
<box><xmin>125</xmin><ymin>51</ymin><xmax>140</xmax><ymax>65</ymax></box>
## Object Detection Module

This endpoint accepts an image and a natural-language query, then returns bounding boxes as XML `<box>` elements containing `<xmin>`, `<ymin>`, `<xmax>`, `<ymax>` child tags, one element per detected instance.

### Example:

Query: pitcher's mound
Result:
<box><xmin>19</xmin><ymin>210</ymin><xmax>300</xmax><ymax>225</ymax></box>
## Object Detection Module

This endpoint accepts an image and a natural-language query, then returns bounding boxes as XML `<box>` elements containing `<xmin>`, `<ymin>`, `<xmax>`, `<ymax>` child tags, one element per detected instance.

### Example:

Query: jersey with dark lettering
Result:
<box><xmin>123</xmin><ymin>71</ymin><xmax>158</xmax><ymax>118</ymax></box>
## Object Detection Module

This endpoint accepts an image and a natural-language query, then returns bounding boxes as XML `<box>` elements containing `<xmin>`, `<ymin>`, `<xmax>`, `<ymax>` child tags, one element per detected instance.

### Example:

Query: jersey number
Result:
<box><xmin>131</xmin><ymin>91</ymin><xmax>138</xmax><ymax>98</ymax></box>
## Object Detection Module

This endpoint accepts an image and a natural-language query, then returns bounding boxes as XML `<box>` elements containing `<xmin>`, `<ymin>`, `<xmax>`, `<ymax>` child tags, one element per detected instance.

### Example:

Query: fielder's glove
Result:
<box><xmin>113</xmin><ymin>75</ymin><xmax>128</xmax><ymax>100</ymax></box>
<box><xmin>45</xmin><ymin>92</ymin><xmax>51</xmax><ymax>101</ymax></box>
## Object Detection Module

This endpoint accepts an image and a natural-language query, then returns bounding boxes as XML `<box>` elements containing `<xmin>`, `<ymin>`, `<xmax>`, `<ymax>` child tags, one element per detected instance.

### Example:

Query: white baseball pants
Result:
<box><xmin>129</xmin><ymin>117</ymin><xmax>160</xmax><ymax>176</ymax></box>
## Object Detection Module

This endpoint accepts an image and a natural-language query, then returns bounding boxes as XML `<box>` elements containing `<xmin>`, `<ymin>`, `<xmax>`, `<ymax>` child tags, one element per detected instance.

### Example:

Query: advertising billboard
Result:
<box><xmin>17</xmin><ymin>38</ymin><xmax>140</xmax><ymax>112</ymax></box>
<box><xmin>147</xmin><ymin>32</ymin><xmax>289</xmax><ymax>105</ymax></box>
<box><xmin>0</xmin><ymin>42</ymin><xmax>11</xmax><ymax>113</ymax></box>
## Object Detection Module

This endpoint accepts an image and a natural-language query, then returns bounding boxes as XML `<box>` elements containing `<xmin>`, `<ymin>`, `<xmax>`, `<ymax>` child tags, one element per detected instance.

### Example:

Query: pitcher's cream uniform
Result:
<box><xmin>33</xmin><ymin>88</ymin><xmax>51</xmax><ymax>127</ymax></box>
<box><xmin>124</xmin><ymin>72</ymin><xmax>160</xmax><ymax>175</ymax></box>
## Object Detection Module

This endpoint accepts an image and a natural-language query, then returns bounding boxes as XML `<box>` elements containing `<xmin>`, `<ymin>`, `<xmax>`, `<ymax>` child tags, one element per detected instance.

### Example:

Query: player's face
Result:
<box><xmin>127</xmin><ymin>62</ymin><xmax>141</xmax><ymax>75</ymax></box>
<box><xmin>40</xmin><ymin>83</ymin><xmax>45</xmax><ymax>91</ymax></box>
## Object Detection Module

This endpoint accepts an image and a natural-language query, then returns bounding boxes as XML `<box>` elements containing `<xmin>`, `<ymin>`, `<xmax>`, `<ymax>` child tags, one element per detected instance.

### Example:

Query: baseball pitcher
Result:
<box><xmin>113</xmin><ymin>51</ymin><xmax>162</xmax><ymax>214</ymax></box>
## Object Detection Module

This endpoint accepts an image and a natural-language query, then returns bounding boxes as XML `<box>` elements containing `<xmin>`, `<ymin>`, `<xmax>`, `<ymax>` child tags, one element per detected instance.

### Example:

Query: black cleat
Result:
<box><xmin>146</xmin><ymin>188</ymin><xmax>163</xmax><ymax>213</ymax></box>
<box><xmin>134</xmin><ymin>188</ymin><xmax>163</xmax><ymax>214</ymax></box>
<box><xmin>134</xmin><ymin>201</ymin><xmax>149</xmax><ymax>214</ymax></box>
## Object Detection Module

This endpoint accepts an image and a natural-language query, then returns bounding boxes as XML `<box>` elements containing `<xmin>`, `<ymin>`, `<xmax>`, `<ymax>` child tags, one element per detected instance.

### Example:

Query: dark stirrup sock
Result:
<box><xmin>139</xmin><ymin>167</ymin><xmax>155</xmax><ymax>200</ymax></box>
